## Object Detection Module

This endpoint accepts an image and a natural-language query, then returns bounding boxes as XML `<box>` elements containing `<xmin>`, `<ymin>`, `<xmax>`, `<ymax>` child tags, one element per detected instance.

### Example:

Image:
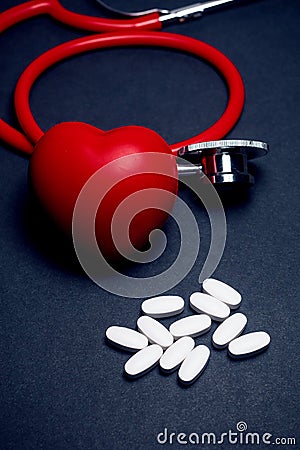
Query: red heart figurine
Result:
<box><xmin>29</xmin><ymin>122</ymin><xmax>178</xmax><ymax>262</ymax></box>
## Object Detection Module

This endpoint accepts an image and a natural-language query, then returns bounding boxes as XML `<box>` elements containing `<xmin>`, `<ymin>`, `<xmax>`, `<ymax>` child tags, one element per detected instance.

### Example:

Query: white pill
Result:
<box><xmin>228</xmin><ymin>331</ymin><xmax>271</xmax><ymax>358</ymax></box>
<box><xmin>212</xmin><ymin>313</ymin><xmax>247</xmax><ymax>349</ymax></box>
<box><xmin>169</xmin><ymin>314</ymin><xmax>212</xmax><ymax>339</ymax></box>
<box><xmin>137</xmin><ymin>316</ymin><xmax>174</xmax><ymax>350</ymax></box>
<box><xmin>106</xmin><ymin>326</ymin><xmax>148</xmax><ymax>352</ymax></box>
<box><xmin>202</xmin><ymin>278</ymin><xmax>242</xmax><ymax>309</ymax></box>
<box><xmin>141</xmin><ymin>295</ymin><xmax>184</xmax><ymax>319</ymax></box>
<box><xmin>124</xmin><ymin>344</ymin><xmax>163</xmax><ymax>378</ymax></box>
<box><xmin>190</xmin><ymin>292</ymin><xmax>230</xmax><ymax>321</ymax></box>
<box><xmin>159</xmin><ymin>337</ymin><xmax>195</xmax><ymax>372</ymax></box>
<box><xmin>178</xmin><ymin>345</ymin><xmax>210</xmax><ymax>385</ymax></box>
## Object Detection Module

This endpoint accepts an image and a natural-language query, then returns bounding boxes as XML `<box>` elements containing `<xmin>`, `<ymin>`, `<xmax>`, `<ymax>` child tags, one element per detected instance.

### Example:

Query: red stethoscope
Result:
<box><xmin>0</xmin><ymin>0</ymin><xmax>268</xmax><ymax>261</ymax></box>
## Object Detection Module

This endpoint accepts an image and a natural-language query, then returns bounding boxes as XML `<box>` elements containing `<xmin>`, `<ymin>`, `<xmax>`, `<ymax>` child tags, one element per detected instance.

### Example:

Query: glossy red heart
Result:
<box><xmin>29</xmin><ymin>122</ymin><xmax>178</xmax><ymax>262</ymax></box>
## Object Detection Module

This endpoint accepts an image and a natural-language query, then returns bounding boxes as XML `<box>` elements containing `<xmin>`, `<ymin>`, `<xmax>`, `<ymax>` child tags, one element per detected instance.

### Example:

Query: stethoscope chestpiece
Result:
<box><xmin>178</xmin><ymin>139</ymin><xmax>269</xmax><ymax>190</ymax></box>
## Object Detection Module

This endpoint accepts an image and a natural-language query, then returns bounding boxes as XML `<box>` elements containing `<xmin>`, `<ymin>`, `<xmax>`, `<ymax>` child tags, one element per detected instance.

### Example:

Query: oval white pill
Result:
<box><xmin>190</xmin><ymin>292</ymin><xmax>230</xmax><ymax>321</ymax></box>
<box><xmin>137</xmin><ymin>316</ymin><xmax>174</xmax><ymax>350</ymax></box>
<box><xmin>212</xmin><ymin>313</ymin><xmax>247</xmax><ymax>349</ymax></box>
<box><xmin>169</xmin><ymin>314</ymin><xmax>212</xmax><ymax>339</ymax></box>
<box><xmin>124</xmin><ymin>344</ymin><xmax>163</xmax><ymax>378</ymax></box>
<box><xmin>228</xmin><ymin>331</ymin><xmax>271</xmax><ymax>358</ymax></box>
<box><xmin>159</xmin><ymin>337</ymin><xmax>195</xmax><ymax>372</ymax></box>
<box><xmin>202</xmin><ymin>278</ymin><xmax>242</xmax><ymax>309</ymax></box>
<box><xmin>141</xmin><ymin>295</ymin><xmax>184</xmax><ymax>319</ymax></box>
<box><xmin>106</xmin><ymin>326</ymin><xmax>148</xmax><ymax>352</ymax></box>
<box><xmin>178</xmin><ymin>345</ymin><xmax>210</xmax><ymax>385</ymax></box>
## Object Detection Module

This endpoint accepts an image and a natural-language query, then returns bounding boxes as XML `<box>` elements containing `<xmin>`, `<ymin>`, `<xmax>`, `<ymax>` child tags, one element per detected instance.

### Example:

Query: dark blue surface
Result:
<box><xmin>0</xmin><ymin>0</ymin><xmax>299</xmax><ymax>449</ymax></box>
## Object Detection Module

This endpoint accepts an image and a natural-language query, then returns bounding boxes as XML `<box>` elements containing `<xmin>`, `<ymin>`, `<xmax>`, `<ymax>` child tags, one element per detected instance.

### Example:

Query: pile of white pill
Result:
<box><xmin>105</xmin><ymin>278</ymin><xmax>271</xmax><ymax>385</ymax></box>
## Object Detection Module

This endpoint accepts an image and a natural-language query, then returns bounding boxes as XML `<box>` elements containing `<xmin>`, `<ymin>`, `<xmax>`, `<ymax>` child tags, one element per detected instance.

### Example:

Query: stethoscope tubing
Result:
<box><xmin>0</xmin><ymin>0</ymin><xmax>245</xmax><ymax>155</ymax></box>
<box><xmin>0</xmin><ymin>0</ymin><xmax>162</xmax><ymax>33</ymax></box>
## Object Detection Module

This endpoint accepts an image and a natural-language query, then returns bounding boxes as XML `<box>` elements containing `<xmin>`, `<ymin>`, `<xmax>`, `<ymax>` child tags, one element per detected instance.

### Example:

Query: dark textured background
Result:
<box><xmin>0</xmin><ymin>0</ymin><xmax>299</xmax><ymax>449</ymax></box>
